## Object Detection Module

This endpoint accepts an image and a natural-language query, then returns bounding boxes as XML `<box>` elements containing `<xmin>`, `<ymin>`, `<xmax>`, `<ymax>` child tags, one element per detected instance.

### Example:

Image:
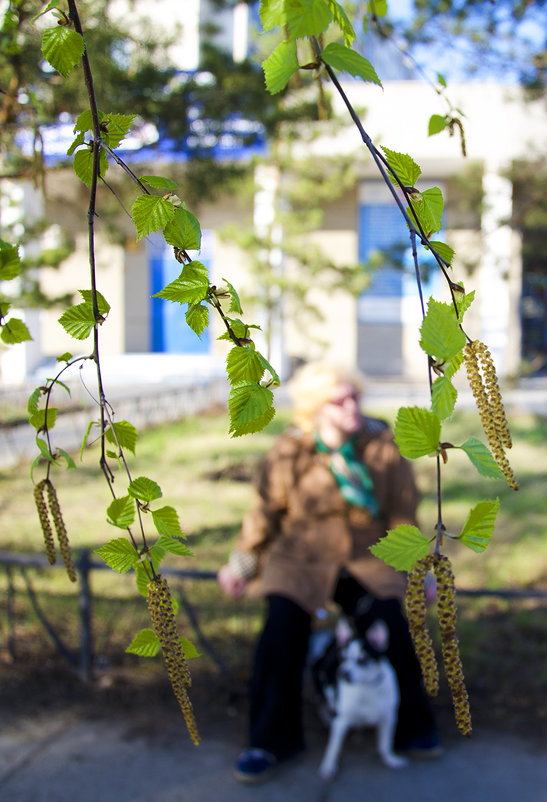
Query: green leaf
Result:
<box><xmin>186</xmin><ymin>303</ymin><xmax>209</xmax><ymax>337</ymax></box>
<box><xmin>131</xmin><ymin>195</ymin><xmax>176</xmax><ymax>240</ymax></box>
<box><xmin>128</xmin><ymin>476</ymin><xmax>162</xmax><ymax>503</ymax></box>
<box><xmin>222</xmin><ymin>278</ymin><xmax>243</xmax><ymax>314</ymax></box>
<box><xmin>229</xmin><ymin>383</ymin><xmax>274</xmax><ymax>436</ymax></box>
<box><xmin>152</xmin><ymin>507</ymin><xmax>185</xmax><ymax>539</ymax></box>
<box><xmin>381</xmin><ymin>147</ymin><xmax>421</xmax><ymax>187</ymax></box>
<box><xmin>181</xmin><ymin>636</ymin><xmax>200</xmax><ymax>659</ymax></box>
<box><xmin>153</xmin><ymin>261</ymin><xmax>209</xmax><ymax>305</ymax></box>
<box><xmin>29</xmin><ymin>408</ymin><xmax>57</xmax><ymax>431</ymax></box>
<box><xmin>321</xmin><ymin>42</ymin><xmax>382</xmax><ymax>86</ymax></box>
<box><xmin>101</xmin><ymin>113</ymin><xmax>136</xmax><ymax>148</ymax></box>
<box><xmin>431</xmin><ymin>376</ymin><xmax>457</xmax><ymax>420</ymax></box>
<box><xmin>73</xmin><ymin>109</ymin><xmax>99</xmax><ymax>134</ymax></box>
<box><xmin>256</xmin><ymin>352</ymin><xmax>281</xmax><ymax>386</ymax></box>
<box><xmin>232</xmin><ymin>405</ymin><xmax>276</xmax><ymax>437</ymax></box>
<box><xmin>79</xmin><ymin>289</ymin><xmax>110</xmax><ymax>316</ymax></box>
<box><xmin>368</xmin><ymin>0</ymin><xmax>388</xmax><ymax>14</ymax></box>
<box><xmin>56</xmin><ymin>352</ymin><xmax>73</xmax><ymax>363</ymax></box>
<box><xmin>459</xmin><ymin>499</ymin><xmax>499</xmax><ymax>553</ymax></box>
<box><xmin>445</xmin><ymin>349</ymin><xmax>464</xmax><ymax>380</ymax></box>
<box><xmin>217</xmin><ymin>318</ymin><xmax>259</xmax><ymax>341</ymax></box>
<box><xmin>58</xmin><ymin>303</ymin><xmax>95</xmax><ymax>340</ymax></box>
<box><xmin>285</xmin><ymin>0</ymin><xmax>332</xmax><ymax>39</ymax></box>
<box><xmin>106</xmin><ymin>496</ymin><xmax>136</xmax><ymax>529</ymax></box>
<box><xmin>428</xmin><ymin>240</ymin><xmax>454</xmax><ymax>267</ymax></box>
<box><xmin>41</xmin><ymin>26</ymin><xmax>84</xmax><ymax>78</ymax></box>
<box><xmin>326</xmin><ymin>0</ymin><xmax>355</xmax><ymax>44</ymax></box>
<box><xmin>73</xmin><ymin>146</ymin><xmax>109</xmax><ymax>186</ymax></box>
<box><xmin>0</xmin><ymin>240</ymin><xmax>21</xmax><ymax>280</ymax></box>
<box><xmin>35</xmin><ymin>436</ymin><xmax>56</xmax><ymax>464</ymax></box>
<box><xmin>260</xmin><ymin>0</ymin><xmax>286</xmax><ymax>32</ymax></box>
<box><xmin>106</xmin><ymin>420</ymin><xmax>138</xmax><ymax>455</ymax></box>
<box><xmin>418</xmin><ymin>186</ymin><xmax>444</xmax><ymax>234</ymax></box>
<box><xmin>80</xmin><ymin>420</ymin><xmax>96</xmax><ymax>459</ymax></box>
<box><xmin>27</xmin><ymin>388</ymin><xmax>42</xmax><ymax>416</ymax></box>
<box><xmin>262</xmin><ymin>41</ymin><xmax>299</xmax><ymax>95</ymax></box>
<box><xmin>126</xmin><ymin>628</ymin><xmax>160</xmax><ymax>657</ymax></box>
<box><xmin>428</xmin><ymin>114</ymin><xmax>449</xmax><ymax>136</ymax></box>
<box><xmin>67</xmin><ymin>132</ymin><xmax>86</xmax><ymax>156</ymax></box>
<box><xmin>226</xmin><ymin>345</ymin><xmax>266</xmax><ymax>384</ymax></box>
<box><xmin>370</xmin><ymin>525</ymin><xmax>431</xmax><ymax>572</ymax></box>
<box><xmin>163</xmin><ymin>207</ymin><xmax>202</xmax><ymax>251</ymax></box>
<box><xmin>134</xmin><ymin>563</ymin><xmax>151</xmax><ymax>597</ymax></box>
<box><xmin>57</xmin><ymin>449</ymin><xmax>77</xmax><ymax>470</ymax></box>
<box><xmin>139</xmin><ymin>175</ymin><xmax>179</xmax><ymax>191</ymax></box>
<box><xmin>394</xmin><ymin>406</ymin><xmax>441</xmax><ymax>459</ymax></box>
<box><xmin>96</xmin><ymin>536</ymin><xmax>139</xmax><ymax>572</ymax></box>
<box><xmin>419</xmin><ymin>298</ymin><xmax>466</xmax><ymax>363</ymax></box>
<box><xmin>437</xmin><ymin>72</ymin><xmax>447</xmax><ymax>88</ymax></box>
<box><xmin>1</xmin><ymin>317</ymin><xmax>32</xmax><ymax>344</ymax></box>
<box><xmin>458</xmin><ymin>438</ymin><xmax>505</xmax><ymax>480</ymax></box>
<box><xmin>156</xmin><ymin>534</ymin><xmax>193</xmax><ymax>557</ymax></box>
<box><xmin>454</xmin><ymin>289</ymin><xmax>475</xmax><ymax>322</ymax></box>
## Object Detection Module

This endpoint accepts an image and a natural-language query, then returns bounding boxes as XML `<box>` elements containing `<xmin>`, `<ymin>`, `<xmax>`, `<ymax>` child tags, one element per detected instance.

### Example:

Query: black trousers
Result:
<box><xmin>248</xmin><ymin>570</ymin><xmax>437</xmax><ymax>758</ymax></box>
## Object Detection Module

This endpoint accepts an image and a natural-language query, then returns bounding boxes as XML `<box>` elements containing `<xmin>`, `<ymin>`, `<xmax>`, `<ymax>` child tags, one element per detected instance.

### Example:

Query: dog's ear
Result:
<box><xmin>335</xmin><ymin>617</ymin><xmax>354</xmax><ymax>647</ymax></box>
<box><xmin>365</xmin><ymin>620</ymin><xmax>389</xmax><ymax>652</ymax></box>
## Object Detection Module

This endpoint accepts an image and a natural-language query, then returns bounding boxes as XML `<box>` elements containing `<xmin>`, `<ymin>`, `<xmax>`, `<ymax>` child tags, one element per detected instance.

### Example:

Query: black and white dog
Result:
<box><xmin>310</xmin><ymin>618</ymin><xmax>407</xmax><ymax>779</ymax></box>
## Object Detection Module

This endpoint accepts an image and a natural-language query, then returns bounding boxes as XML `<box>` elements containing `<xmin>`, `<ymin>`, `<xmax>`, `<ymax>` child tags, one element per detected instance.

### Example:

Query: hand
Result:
<box><xmin>217</xmin><ymin>564</ymin><xmax>248</xmax><ymax>599</ymax></box>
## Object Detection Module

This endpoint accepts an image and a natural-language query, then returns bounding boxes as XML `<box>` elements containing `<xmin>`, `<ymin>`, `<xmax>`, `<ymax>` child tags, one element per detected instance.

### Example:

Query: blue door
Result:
<box><xmin>148</xmin><ymin>231</ymin><xmax>213</xmax><ymax>353</ymax></box>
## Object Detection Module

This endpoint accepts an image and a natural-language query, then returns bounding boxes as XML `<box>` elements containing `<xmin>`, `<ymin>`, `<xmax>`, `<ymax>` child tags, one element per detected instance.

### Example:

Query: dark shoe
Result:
<box><xmin>398</xmin><ymin>733</ymin><xmax>444</xmax><ymax>759</ymax></box>
<box><xmin>234</xmin><ymin>748</ymin><xmax>278</xmax><ymax>784</ymax></box>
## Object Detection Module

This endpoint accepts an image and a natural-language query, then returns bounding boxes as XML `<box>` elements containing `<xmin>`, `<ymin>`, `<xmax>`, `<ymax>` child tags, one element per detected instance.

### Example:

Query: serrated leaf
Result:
<box><xmin>152</xmin><ymin>507</ymin><xmax>185</xmax><ymax>538</ymax></box>
<box><xmin>128</xmin><ymin>476</ymin><xmax>162</xmax><ymax>503</ymax></box>
<box><xmin>27</xmin><ymin>388</ymin><xmax>42</xmax><ymax>416</ymax></box>
<box><xmin>181</xmin><ymin>637</ymin><xmax>200</xmax><ymax>659</ymax></box>
<box><xmin>262</xmin><ymin>40</ymin><xmax>299</xmax><ymax>95</ymax></box>
<box><xmin>79</xmin><ymin>289</ymin><xmax>110</xmax><ymax>315</ymax></box>
<box><xmin>163</xmin><ymin>207</ymin><xmax>201</xmax><ymax>251</ymax></box>
<box><xmin>370</xmin><ymin>525</ymin><xmax>431</xmax><ymax>571</ymax></box>
<box><xmin>134</xmin><ymin>563</ymin><xmax>150</xmax><ymax>597</ymax></box>
<box><xmin>153</xmin><ymin>261</ymin><xmax>209</xmax><ymax>305</ymax></box>
<box><xmin>73</xmin><ymin>146</ymin><xmax>109</xmax><ymax>186</ymax></box>
<box><xmin>156</xmin><ymin>534</ymin><xmax>193</xmax><ymax>557</ymax></box>
<box><xmin>419</xmin><ymin>298</ymin><xmax>466</xmax><ymax>362</ymax></box>
<box><xmin>1</xmin><ymin>317</ymin><xmax>32</xmax><ymax>343</ymax></box>
<box><xmin>459</xmin><ymin>499</ymin><xmax>499</xmax><ymax>553</ymax></box>
<box><xmin>73</xmin><ymin>109</ymin><xmax>101</xmax><ymax>134</ymax></box>
<box><xmin>410</xmin><ymin>186</ymin><xmax>444</xmax><ymax>235</ymax></box>
<box><xmin>454</xmin><ymin>289</ymin><xmax>475</xmax><ymax>322</ymax></box>
<box><xmin>96</xmin><ymin>536</ymin><xmax>139</xmax><ymax>572</ymax></box>
<box><xmin>101</xmin><ymin>113</ymin><xmax>136</xmax><ymax>148</ymax></box>
<box><xmin>126</xmin><ymin>628</ymin><xmax>160</xmax><ymax>657</ymax></box>
<box><xmin>222</xmin><ymin>278</ymin><xmax>243</xmax><ymax>314</ymax></box>
<box><xmin>327</xmin><ymin>0</ymin><xmax>355</xmax><ymax>44</ymax></box>
<box><xmin>67</xmin><ymin>132</ymin><xmax>86</xmax><ymax>156</ymax></box>
<box><xmin>41</xmin><ymin>26</ymin><xmax>84</xmax><ymax>78</ymax></box>
<box><xmin>381</xmin><ymin>147</ymin><xmax>421</xmax><ymax>187</ymax></box>
<box><xmin>0</xmin><ymin>241</ymin><xmax>21</xmax><ymax>280</ymax></box>
<box><xmin>428</xmin><ymin>114</ymin><xmax>449</xmax><ymax>136</ymax></box>
<box><xmin>260</xmin><ymin>0</ymin><xmax>286</xmax><ymax>32</ymax></box>
<box><xmin>106</xmin><ymin>496</ymin><xmax>136</xmax><ymax>529</ymax></box>
<box><xmin>256</xmin><ymin>352</ymin><xmax>280</xmax><ymax>386</ymax></box>
<box><xmin>459</xmin><ymin>438</ymin><xmax>505</xmax><ymax>479</ymax></box>
<box><xmin>394</xmin><ymin>406</ymin><xmax>441</xmax><ymax>459</ymax></box>
<box><xmin>321</xmin><ymin>42</ymin><xmax>381</xmax><ymax>86</ymax></box>
<box><xmin>229</xmin><ymin>383</ymin><xmax>274</xmax><ymax>435</ymax></box>
<box><xmin>35</xmin><ymin>436</ymin><xmax>55</xmax><ymax>463</ymax></box>
<box><xmin>285</xmin><ymin>0</ymin><xmax>332</xmax><ymax>39</ymax></box>
<box><xmin>217</xmin><ymin>318</ymin><xmax>259</xmax><ymax>341</ymax></box>
<box><xmin>131</xmin><ymin>195</ymin><xmax>176</xmax><ymax>240</ymax></box>
<box><xmin>186</xmin><ymin>303</ymin><xmax>209</xmax><ymax>336</ymax></box>
<box><xmin>226</xmin><ymin>345</ymin><xmax>265</xmax><ymax>384</ymax></box>
<box><xmin>139</xmin><ymin>175</ymin><xmax>179</xmax><ymax>191</ymax></box>
<box><xmin>231</xmin><ymin>405</ymin><xmax>276</xmax><ymax>437</ymax></box>
<box><xmin>58</xmin><ymin>303</ymin><xmax>95</xmax><ymax>340</ymax></box>
<box><xmin>445</xmin><ymin>349</ymin><xmax>464</xmax><ymax>380</ymax></box>
<box><xmin>431</xmin><ymin>376</ymin><xmax>457</xmax><ymax>420</ymax></box>
<box><xmin>29</xmin><ymin>407</ymin><xmax>57</xmax><ymax>431</ymax></box>
<box><xmin>106</xmin><ymin>420</ymin><xmax>138</xmax><ymax>455</ymax></box>
<box><xmin>428</xmin><ymin>240</ymin><xmax>454</xmax><ymax>267</ymax></box>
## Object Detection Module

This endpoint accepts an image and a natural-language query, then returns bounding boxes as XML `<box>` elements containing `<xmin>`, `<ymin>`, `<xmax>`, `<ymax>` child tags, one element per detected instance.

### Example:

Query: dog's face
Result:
<box><xmin>337</xmin><ymin>638</ymin><xmax>385</xmax><ymax>686</ymax></box>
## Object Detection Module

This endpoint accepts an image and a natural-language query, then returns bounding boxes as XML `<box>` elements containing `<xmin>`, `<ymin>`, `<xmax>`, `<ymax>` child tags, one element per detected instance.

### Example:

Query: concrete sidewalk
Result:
<box><xmin>1</xmin><ymin>709</ymin><xmax>545</xmax><ymax>802</ymax></box>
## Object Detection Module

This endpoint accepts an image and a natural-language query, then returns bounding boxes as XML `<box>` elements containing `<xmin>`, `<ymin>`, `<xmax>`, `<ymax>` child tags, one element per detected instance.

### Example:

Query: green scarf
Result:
<box><xmin>315</xmin><ymin>433</ymin><xmax>379</xmax><ymax>517</ymax></box>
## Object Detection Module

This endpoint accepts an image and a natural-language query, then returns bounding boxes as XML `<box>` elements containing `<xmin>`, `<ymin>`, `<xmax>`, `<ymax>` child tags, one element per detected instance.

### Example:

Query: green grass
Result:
<box><xmin>1</xmin><ymin>406</ymin><xmax>546</xmax><ymax>735</ymax></box>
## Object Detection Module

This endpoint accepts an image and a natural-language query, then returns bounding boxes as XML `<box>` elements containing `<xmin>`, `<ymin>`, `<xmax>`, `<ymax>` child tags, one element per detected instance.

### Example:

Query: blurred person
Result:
<box><xmin>218</xmin><ymin>362</ymin><xmax>441</xmax><ymax>783</ymax></box>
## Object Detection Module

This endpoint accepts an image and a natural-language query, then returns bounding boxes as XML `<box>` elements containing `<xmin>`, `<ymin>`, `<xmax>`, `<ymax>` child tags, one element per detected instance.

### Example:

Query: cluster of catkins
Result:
<box><xmin>34</xmin><ymin>478</ymin><xmax>77</xmax><ymax>582</ymax></box>
<box><xmin>463</xmin><ymin>339</ymin><xmax>518</xmax><ymax>490</ymax></box>
<box><xmin>147</xmin><ymin>574</ymin><xmax>200</xmax><ymax>745</ymax></box>
<box><xmin>406</xmin><ymin>553</ymin><xmax>472</xmax><ymax>737</ymax></box>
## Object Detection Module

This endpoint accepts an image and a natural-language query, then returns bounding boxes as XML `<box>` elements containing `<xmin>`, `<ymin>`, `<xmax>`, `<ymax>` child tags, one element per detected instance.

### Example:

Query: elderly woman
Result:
<box><xmin>218</xmin><ymin>362</ymin><xmax>441</xmax><ymax>783</ymax></box>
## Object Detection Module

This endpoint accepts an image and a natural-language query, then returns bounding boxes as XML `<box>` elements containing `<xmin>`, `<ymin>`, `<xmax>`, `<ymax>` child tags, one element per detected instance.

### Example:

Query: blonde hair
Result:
<box><xmin>288</xmin><ymin>362</ymin><xmax>365</xmax><ymax>432</ymax></box>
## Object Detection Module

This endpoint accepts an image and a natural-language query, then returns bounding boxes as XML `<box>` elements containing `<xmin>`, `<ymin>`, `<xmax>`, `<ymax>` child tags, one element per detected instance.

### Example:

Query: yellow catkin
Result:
<box><xmin>33</xmin><ymin>479</ymin><xmax>56</xmax><ymax>565</ymax></box>
<box><xmin>433</xmin><ymin>555</ymin><xmax>472</xmax><ymax>737</ymax></box>
<box><xmin>45</xmin><ymin>480</ymin><xmax>77</xmax><ymax>583</ymax></box>
<box><xmin>405</xmin><ymin>555</ymin><xmax>439</xmax><ymax>697</ymax></box>
<box><xmin>147</xmin><ymin>575</ymin><xmax>200</xmax><ymax>745</ymax></box>
<box><xmin>463</xmin><ymin>340</ymin><xmax>518</xmax><ymax>491</ymax></box>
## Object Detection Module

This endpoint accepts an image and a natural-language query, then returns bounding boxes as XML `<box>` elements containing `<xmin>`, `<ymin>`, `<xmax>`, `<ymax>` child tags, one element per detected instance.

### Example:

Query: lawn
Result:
<box><xmin>0</xmin><ymin>401</ymin><xmax>546</xmax><ymax>738</ymax></box>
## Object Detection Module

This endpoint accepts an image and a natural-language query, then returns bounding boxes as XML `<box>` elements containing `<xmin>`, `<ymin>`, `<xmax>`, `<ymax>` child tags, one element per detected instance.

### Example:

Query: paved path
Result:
<box><xmin>1</xmin><ymin>709</ymin><xmax>545</xmax><ymax>802</ymax></box>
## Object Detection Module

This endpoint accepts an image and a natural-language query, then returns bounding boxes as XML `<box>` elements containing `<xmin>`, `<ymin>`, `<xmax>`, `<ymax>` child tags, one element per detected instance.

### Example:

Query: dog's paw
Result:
<box><xmin>382</xmin><ymin>753</ymin><xmax>408</xmax><ymax>769</ymax></box>
<box><xmin>319</xmin><ymin>762</ymin><xmax>338</xmax><ymax>781</ymax></box>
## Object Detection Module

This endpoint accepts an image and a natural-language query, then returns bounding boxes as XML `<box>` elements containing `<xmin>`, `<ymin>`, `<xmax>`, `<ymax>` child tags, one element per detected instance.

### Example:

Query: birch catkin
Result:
<box><xmin>405</xmin><ymin>555</ymin><xmax>439</xmax><ymax>697</ymax></box>
<box><xmin>34</xmin><ymin>478</ymin><xmax>76</xmax><ymax>581</ymax></box>
<box><xmin>147</xmin><ymin>575</ymin><xmax>200</xmax><ymax>745</ymax></box>
<box><xmin>34</xmin><ymin>479</ymin><xmax>56</xmax><ymax>565</ymax></box>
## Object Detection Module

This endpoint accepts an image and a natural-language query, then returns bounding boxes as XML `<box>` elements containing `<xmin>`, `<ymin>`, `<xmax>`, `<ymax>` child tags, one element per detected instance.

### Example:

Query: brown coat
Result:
<box><xmin>236</xmin><ymin>419</ymin><xmax>419</xmax><ymax>614</ymax></box>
